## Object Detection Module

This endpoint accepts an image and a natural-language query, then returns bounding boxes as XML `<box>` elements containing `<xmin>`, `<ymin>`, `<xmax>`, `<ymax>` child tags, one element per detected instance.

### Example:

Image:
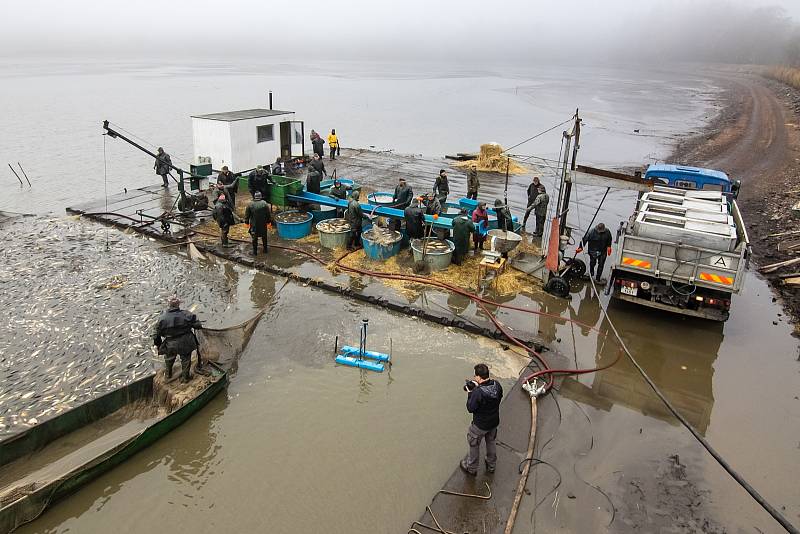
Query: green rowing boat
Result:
<box><xmin>0</xmin><ymin>363</ymin><xmax>227</xmax><ymax>533</ymax></box>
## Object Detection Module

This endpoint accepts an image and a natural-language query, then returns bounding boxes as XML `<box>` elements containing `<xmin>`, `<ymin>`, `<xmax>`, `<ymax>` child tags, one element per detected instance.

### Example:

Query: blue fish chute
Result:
<box><xmin>334</xmin><ymin>319</ymin><xmax>391</xmax><ymax>373</ymax></box>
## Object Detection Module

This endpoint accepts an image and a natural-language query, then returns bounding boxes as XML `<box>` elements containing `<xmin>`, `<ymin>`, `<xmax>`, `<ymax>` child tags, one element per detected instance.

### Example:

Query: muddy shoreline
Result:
<box><xmin>670</xmin><ymin>71</ymin><xmax>800</xmax><ymax>332</ymax></box>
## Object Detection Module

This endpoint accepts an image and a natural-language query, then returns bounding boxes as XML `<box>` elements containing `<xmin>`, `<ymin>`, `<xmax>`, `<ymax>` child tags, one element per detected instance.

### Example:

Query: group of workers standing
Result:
<box><xmin>210</xmin><ymin>163</ymin><xmax>285</xmax><ymax>254</ymax></box>
<box><xmin>199</xmin><ymin>151</ymin><xmax>612</xmax><ymax>283</ymax></box>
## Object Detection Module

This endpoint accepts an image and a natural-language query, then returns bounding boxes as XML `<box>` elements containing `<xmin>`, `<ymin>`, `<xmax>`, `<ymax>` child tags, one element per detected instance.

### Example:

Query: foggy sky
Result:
<box><xmin>2</xmin><ymin>0</ymin><xmax>800</xmax><ymax>63</ymax></box>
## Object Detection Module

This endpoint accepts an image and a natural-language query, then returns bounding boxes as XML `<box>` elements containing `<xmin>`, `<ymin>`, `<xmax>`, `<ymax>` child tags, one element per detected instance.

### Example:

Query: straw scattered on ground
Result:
<box><xmin>453</xmin><ymin>143</ymin><xmax>528</xmax><ymax>174</ymax></box>
<box><xmin>333</xmin><ymin>249</ymin><xmax>538</xmax><ymax>298</ymax></box>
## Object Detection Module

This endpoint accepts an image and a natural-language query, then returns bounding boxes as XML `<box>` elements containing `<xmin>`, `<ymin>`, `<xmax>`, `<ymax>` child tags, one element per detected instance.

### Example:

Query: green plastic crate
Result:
<box><xmin>267</xmin><ymin>175</ymin><xmax>303</xmax><ymax>206</ymax></box>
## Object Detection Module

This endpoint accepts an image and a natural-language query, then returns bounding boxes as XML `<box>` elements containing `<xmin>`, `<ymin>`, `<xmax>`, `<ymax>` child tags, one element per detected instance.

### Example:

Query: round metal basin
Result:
<box><xmin>488</xmin><ymin>229</ymin><xmax>522</xmax><ymax>254</ymax></box>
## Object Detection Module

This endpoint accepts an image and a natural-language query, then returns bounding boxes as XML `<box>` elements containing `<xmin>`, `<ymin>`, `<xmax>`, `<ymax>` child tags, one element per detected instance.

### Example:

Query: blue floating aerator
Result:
<box><xmin>335</xmin><ymin>354</ymin><xmax>385</xmax><ymax>372</ymax></box>
<box><xmin>340</xmin><ymin>346</ymin><xmax>390</xmax><ymax>362</ymax></box>
<box><xmin>334</xmin><ymin>319</ymin><xmax>391</xmax><ymax>373</ymax></box>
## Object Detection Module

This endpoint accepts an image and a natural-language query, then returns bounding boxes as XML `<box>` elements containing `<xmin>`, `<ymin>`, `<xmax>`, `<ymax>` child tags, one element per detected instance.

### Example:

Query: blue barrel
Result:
<box><xmin>368</xmin><ymin>191</ymin><xmax>396</xmax><ymax>207</ymax></box>
<box><xmin>275</xmin><ymin>211</ymin><xmax>313</xmax><ymax>239</ymax></box>
<box><xmin>361</xmin><ymin>228</ymin><xmax>403</xmax><ymax>260</ymax></box>
<box><xmin>311</xmin><ymin>204</ymin><xmax>337</xmax><ymax>224</ymax></box>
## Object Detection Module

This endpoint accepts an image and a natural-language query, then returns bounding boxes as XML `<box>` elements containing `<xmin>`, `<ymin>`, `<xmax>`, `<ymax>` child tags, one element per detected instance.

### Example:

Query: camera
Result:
<box><xmin>463</xmin><ymin>379</ymin><xmax>478</xmax><ymax>392</ymax></box>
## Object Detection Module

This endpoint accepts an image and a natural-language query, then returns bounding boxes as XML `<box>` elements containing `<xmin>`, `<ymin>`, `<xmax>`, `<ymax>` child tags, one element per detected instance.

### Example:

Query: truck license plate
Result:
<box><xmin>621</xmin><ymin>286</ymin><xmax>638</xmax><ymax>296</ymax></box>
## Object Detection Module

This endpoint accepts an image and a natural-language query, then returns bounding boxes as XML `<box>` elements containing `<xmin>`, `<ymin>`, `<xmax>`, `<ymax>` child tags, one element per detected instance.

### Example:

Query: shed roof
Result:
<box><xmin>191</xmin><ymin>109</ymin><xmax>294</xmax><ymax>122</ymax></box>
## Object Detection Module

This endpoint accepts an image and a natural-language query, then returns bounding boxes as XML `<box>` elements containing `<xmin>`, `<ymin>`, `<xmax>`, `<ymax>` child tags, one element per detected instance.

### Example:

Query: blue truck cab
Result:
<box><xmin>644</xmin><ymin>164</ymin><xmax>740</xmax><ymax>199</ymax></box>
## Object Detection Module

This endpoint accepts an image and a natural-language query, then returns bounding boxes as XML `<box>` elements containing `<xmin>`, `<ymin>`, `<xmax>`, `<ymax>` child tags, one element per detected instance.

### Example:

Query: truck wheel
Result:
<box><xmin>545</xmin><ymin>276</ymin><xmax>570</xmax><ymax>298</ymax></box>
<box><xmin>564</xmin><ymin>258</ymin><xmax>586</xmax><ymax>278</ymax></box>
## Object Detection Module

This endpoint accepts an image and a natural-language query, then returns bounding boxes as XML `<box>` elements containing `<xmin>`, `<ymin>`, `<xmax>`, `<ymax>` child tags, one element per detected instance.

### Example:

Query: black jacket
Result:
<box><xmin>526</xmin><ymin>183</ymin><xmax>540</xmax><ymax>205</ymax></box>
<box><xmin>154</xmin><ymin>152</ymin><xmax>171</xmax><ymax>175</ymax></box>
<box><xmin>213</xmin><ymin>200</ymin><xmax>235</xmax><ymax>228</ymax></box>
<box><xmin>312</xmin><ymin>137</ymin><xmax>325</xmax><ymax>154</ymax></box>
<box><xmin>495</xmin><ymin>206</ymin><xmax>513</xmax><ymax>232</ymax></box>
<box><xmin>345</xmin><ymin>198</ymin><xmax>363</xmax><ymax>227</ymax></box>
<box><xmin>245</xmin><ymin>199</ymin><xmax>271</xmax><ymax>237</ymax></box>
<box><xmin>393</xmin><ymin>184</ymin><xmax>414</xmax><ymax>209</ymax></box>
<box><xmin>404</xmin><ymin>205</ymin><xmax>425</xmax><ymax>239</ymax></box>
<box><xmin>248</xmin><ymin>170</ymin><xmax>270</xmax><ymax>195</ymax></box>
<box><xmin>434</xmin><ymin>175</ymin><xmax>449</xmax><ymax>195</ymax></box>
<box><xmin>306</xmin><ymin>170</ymin><xmax>322</xmax><ymax>195</ymax></box>
<box><xmin>152</xmin><ymin>308</ymin><xmax>201</xmax><ymax>356</ymax></box>
<box><xmin>581</xmin><ymin>227</ymin><xmax>613</xmax><ymax>253</ymax></box>
<box><xmin>467</xmin><ymin>379</ymin><xmax>503</xmax><ymax>431</ymax></box>
<box><xmin>310</xmin><ymin>159</ymin><xmax>326</xmax><ymax>176</ymax></box>
<box><xmin>329</xmin><ymin>184</ymin><xmax>350</xmax><ymax>200</ymax></box>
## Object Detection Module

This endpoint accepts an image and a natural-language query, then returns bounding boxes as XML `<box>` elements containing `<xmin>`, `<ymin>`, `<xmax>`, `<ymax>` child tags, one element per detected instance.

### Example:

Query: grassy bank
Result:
<box><xmin>762</xmin><ymin>65</ymin><xmax>800</xmax><ymax>89</ymax></box>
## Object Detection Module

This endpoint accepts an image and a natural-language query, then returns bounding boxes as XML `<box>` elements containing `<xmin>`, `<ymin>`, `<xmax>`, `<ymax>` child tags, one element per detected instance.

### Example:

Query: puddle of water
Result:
<box><xmin>12</xmin><ymin>278</ymin><xmax>526</xmax><ymax>534</ymax></box>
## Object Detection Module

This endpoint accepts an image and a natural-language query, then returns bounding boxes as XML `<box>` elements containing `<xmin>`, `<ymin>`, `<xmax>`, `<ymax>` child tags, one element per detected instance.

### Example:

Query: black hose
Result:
<box><xmin>588</xmin><ymin>276</ymin><xmax>799</xmax><ymax>534</ymax></box>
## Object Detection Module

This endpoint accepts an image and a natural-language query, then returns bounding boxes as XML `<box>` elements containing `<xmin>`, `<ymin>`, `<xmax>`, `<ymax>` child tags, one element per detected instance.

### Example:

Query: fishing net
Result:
<box><xmin>152</xmin><ymin>309</ymin><xmax>265</xmax><ymax>411</ymax></box>
<box><xmin>453</xmin><ymin>143</ymin><xmax>528</xmax><ymax>174</ymax></box>
<box><xmin>196</xmin><ymin>310</ymin><xmax>265</xmax><ymax>368</ymax></box>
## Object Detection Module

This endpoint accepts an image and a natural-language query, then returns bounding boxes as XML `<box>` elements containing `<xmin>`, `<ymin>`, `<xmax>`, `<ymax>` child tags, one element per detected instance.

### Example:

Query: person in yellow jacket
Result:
<box><xmin>327</xmin><ymin>129</ymin><xmax>339</xmax><ymax>160</ymax></box>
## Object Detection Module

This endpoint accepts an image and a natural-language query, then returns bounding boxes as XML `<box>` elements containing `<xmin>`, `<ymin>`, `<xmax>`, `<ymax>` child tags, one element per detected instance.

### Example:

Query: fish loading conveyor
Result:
<box><xmin>287</xmin><ymin>191</ymin><xmax>456</xmax><ymax>229</ymax></box>
<box><xmin>287</xmin><ymin>191</ymin><xmax>520</xmax><ymax>231</ymax></box>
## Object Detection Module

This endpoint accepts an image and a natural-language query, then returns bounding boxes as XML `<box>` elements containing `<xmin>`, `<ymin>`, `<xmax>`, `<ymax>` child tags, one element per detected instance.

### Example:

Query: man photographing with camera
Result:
<box><xmin>461</xmin><ymin>363</ymin><xmax>503</xmax><ymax>476</ymax></box>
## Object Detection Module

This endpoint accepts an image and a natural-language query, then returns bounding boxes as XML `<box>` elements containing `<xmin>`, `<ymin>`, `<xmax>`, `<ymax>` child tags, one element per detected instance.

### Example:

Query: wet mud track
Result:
<box><xmin>673</xmin><ymin>71</ymin><xmax>800</xmax><ymax>329</ymax></box>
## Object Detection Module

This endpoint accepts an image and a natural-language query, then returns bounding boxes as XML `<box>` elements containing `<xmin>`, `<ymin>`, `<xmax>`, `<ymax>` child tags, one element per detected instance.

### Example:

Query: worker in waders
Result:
<box><xmin>311</xmin><ymin>130</ymin><xmax>325</xmax><ymax>158</ymax></box>
<box><xmin>472</xmin><ymin>201</ymin><xmax>489</xmax><ymax>251</ymax></box>
<box><xmin>153</xmin><ymin>296</ymin><xmax>203</xmax><ymax>382</ymax></box>
<box><xmin>345</xmin><ymin>191</ymin><xmax>363</xmax><ymax>250</ymax></box>
<box><xmin>467</xmin><ymin>164</ymin><xmax>479</xmax><ymax>200</ymax></box>
<box><xmin>531</xmin><ymin>185</ymin><xmax>549</xmax><ymax>237</ymax></box>
<box><xmin>328</xmin><ymin>129</ymin><xmax>339</xmax><ymax>160</ymax></box>
<box><xmin>451</xmin><ymin>208</ymin><xmax>476</xmax><ymax>265</ymax></box>
<box><xmin>424</xmin><ymin>192</ymin><xmax>443</xmax><ymax>216</ymax></box>
<box><xmin>248</xmin><ymin>165</ymin><xmax>271</xmax><ymax>200</ymax></box>
<box><xmin>245</xmin><ymin>191</ymin><xmax>270</xmax><ymax>255</ymax></box>
<box><xmin>213</xmin><ymin>194</ymin><xmax>235</xmax><ymax>248</ymax></box>
<box><xmin>217</xmin><ymin>166</ymin><xmax>238</xmax><ymax>208</ymax></box>
<box><xmin>434</xmin><ymin>169</ymin><xmax>450</xmax><ymax>205</ymax></box>
<box><xmin>391</xmin><ymin>178</ymin><xmax>414</xmax><ymax>231</ymax></box>
<box><xmin>154</xmin><ymin>147</ymin><xmax>172</xmax><ymax>188</ymax></box>
<box><xmin>404</xmin><ymin>198</ymin><xmax>426</xmax><ymax>241</ymax></box>
<box><xmin>461</xmin><ymin>363</ymin><xmax>503</xmax><ymax>476</ymax></box>
<box><xmin>310</xmin><ymin>153</ymin><xmax>327</xmax><ymax>179</ymax></box>
<box><xmin>329</xmin><ymin>179</ymin><xmax>351</xmax><ymax>217</ymax></box>
<box><xmin>522</xmin><ymin>176</ymin><xmax>541</xmax><ymax>230</ymax></box>
<box><xmin>494</xmin><ymin>199</ymin><xmax>513</xmax><ymax>232</ymax></box>
<box><xmin>577</xmin><ymin>222</ymin><xmax>613</xmax><ymax>283</ymax></box>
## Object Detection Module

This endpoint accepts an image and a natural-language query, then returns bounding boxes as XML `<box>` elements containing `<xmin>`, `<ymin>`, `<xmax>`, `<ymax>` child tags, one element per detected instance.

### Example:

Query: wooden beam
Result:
<box><xmin>760</xmin><ymin>257</ymin><xmax>800</xmax><ymax>274</ymax></box>
<box><xmin>570</xmin><ymin>165</ymin><xmax>656</xmax><ymax>192</ymax></box>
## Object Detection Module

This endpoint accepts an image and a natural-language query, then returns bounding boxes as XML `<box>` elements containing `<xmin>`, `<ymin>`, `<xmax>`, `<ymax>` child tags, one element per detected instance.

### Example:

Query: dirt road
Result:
<box><xmin>672</xmin><ymin>71</ymin><xmax>800</xmax><ymax>327</ymax></box>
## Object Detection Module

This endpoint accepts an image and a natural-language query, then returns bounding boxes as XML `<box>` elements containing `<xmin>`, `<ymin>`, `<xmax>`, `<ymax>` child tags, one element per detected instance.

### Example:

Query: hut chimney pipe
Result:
<box><xmin>269</xmin><ymin>91</ymin><xmax>273</xmax><ymax>110</ymax></box>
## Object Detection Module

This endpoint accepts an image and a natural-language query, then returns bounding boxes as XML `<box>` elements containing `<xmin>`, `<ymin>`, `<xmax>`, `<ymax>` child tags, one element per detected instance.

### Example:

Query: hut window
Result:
<box><xmin>257</xmin><ymin>125</ymin><xmax>274</xmax><ymax>143</ymax></box>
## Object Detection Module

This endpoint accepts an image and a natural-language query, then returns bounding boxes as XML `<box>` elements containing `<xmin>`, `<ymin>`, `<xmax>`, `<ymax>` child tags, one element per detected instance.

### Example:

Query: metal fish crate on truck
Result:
<box><xmin>610</xmin><ymin>181</ymin><xmax>750</xmax><ymax>322</ymax></box>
